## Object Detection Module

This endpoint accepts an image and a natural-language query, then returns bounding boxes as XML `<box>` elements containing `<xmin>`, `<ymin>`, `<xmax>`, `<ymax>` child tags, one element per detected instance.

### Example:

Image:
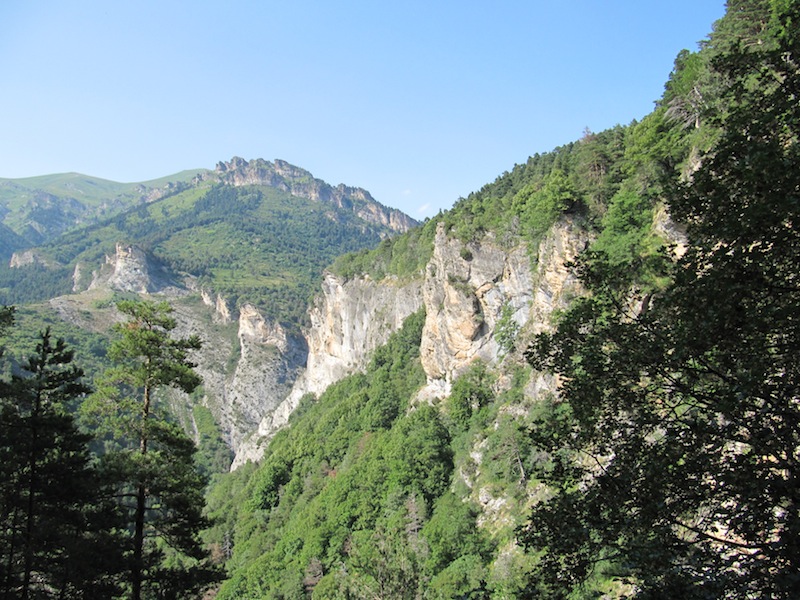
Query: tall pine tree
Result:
<box><xmin>85</xmin><ymin>299</ymin><xmax>217</xmax><ymax>600</ymax></box>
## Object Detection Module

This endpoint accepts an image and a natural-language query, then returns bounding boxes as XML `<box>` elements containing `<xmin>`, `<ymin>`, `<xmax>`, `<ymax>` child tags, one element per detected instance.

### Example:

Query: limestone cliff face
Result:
<box><xmin>301</xmin><ymin>274</ymin><xmax>423</xmax><ymax>397</ymax></box>
<box><xmin>192</xmin><ymin>304</ymin><xmax>306</xmax><ymax>454</ymax></box>
<box><xmin>207</xmin><ymin>157</ymin><xmax>418</xmax><ymax>234</ymax></box>
<box><xmin>419</xmin><ymin>225</ymin><xmax>530</xmax><ymax>387</ymax></box>
<box><xmin>418</xmin><ymin>220</ymin><xmax>588</xmax><ymax>398</ymax></box>
<box><xmin>200</xmin><ymin>289</ymin><xmax>233</xmax><ymax>323</ymax></box>
<box><xmin>85</xmin><ymin>243</ymin><xmax>178</xmax><ymax>294</ymax></box>
<box><xmin>527</xmin><ymin>218</ymin><xmax>590</xmax><ymax>334</ymax></box>
<box><xmin>231</xmin><ymin>272</ymin><xmax>424</xmax><ymax>467</ymax></box>
<box><xmin>9</xmin><ymin>249</ymin><xmax>56</xmax><ymax>268</ymax></box>
<box><xmin>52</xmin><ymin>243</ymin><xmax>306</xmax><ymax>457</ymax></box>
<box><xmin>231</xmin><ymin>218</ymin><xmax>589</xmax><ymax>467</ymax></box>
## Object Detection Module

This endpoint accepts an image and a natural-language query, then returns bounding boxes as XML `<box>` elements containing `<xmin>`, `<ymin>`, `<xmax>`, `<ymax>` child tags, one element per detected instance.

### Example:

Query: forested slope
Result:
<box><xmin>1</xmin><ymin>1</ymin><xmax>796</xmax><ymax>597</ymax></box>
<box><xmin>0</xmin><ymin>161</ymin><xmax>410</xmax><ymax>327</ymax></box>
<box><xmin>206</xmin><ymin>2</ymin><xmax>800</xmax><ymax>597</ymax></box>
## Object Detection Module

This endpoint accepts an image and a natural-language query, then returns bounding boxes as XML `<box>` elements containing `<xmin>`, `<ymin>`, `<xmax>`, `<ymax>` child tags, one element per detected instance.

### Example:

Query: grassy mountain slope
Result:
<box><xmin>0</xmin><ymin>170</ymin><xmax>205</xmax><ymax>249</ymax></box>
<box><xmin>0</xmin><ymin>162</ymin><xmax>412</xmax><ymax>327</ymax></box>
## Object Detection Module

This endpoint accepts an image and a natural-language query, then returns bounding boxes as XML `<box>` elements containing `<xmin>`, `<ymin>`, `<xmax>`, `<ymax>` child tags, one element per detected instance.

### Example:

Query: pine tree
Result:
<box><xmin>0</xmin><ymin>327</ymin><xmax>124</xmax><ymax>599</ymax></box>
<box><xmin>85</xmin><ymin>299</ymin><xmax>218</xmax><ymax>600</ymax></box>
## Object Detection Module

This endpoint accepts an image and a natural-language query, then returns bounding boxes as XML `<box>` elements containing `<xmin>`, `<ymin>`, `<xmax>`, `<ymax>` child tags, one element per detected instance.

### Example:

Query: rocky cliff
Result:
<box><xmin>44</xmin><ymin>214</ymin><xmax>589</xmax><ymax>472</ymax></box>
<box><xmin>181</xmin><ymin>302</ymin><xmax>307</xmax><ymax>454</ymax></box>
<box><xmin>49</xmin><ymin>243</ymin><xmax>307</xmax><ymax>457</ymax></box>
<box><xmin>418</xmin><ymin>219</ymin><xmax>588</xmax><ymax>397</ymax></box>
<box><xmin>232</xmin><ymin>272</ymin><xmax>424</xmax><ymax>467</ymax></box>
<box><xmin>84</xmin><ymin>242</ymin><xmax>179</xmax><ymax>294</ymax></box>
<box><xmin>232</xmin><ymin>218</ymin><xmax>589</xmax><ymax>467</ymax></box>
<box><xmin>207</xmin><ymin>157</ymin><xmax>417</xmax><ymax>234</ymax></box>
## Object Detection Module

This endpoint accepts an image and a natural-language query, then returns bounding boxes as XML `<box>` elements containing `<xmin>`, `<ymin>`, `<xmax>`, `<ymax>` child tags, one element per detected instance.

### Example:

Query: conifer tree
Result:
<box><xmin>0</xmin><ymin>326</ymin><xmax>124</xmax><ymax>599</ymax></box>
<box><xmin>86</xmin><ymin>299</ymin><xmax>217</xmax><ymax>600</ymax></box>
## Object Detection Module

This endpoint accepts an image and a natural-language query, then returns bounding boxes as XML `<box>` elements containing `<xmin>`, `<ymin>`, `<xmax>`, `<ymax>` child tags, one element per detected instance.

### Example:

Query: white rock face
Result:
<box><xmin>85</xmin><ymin>242</ymin><xmax>173</xmax><ymax>294</ymax></box>
<box><xmin>417</xmin><ymin>219</ymin><xmax>587</xmax><ymax>399</ymax></box>
<box><xmin>200</xmin><ymin>290</ymin><xmax>232</xmax><ymax>323</ymax></box>
<box><xmin>232</xmin><ymin>272</ymin><xmax>423</xmax><ymax>468</ymax></box>
<box><xmin>169</xmin><ymin>301</ymin><xmax>306</xmax><ymax>456</ymax></box>
<box><xmin>653</xmin><ymin>204</ymin><xmax>688</xmax><ymax>257</ymax></box>
<box><xmin>72</xmin><ymin>263</ymin><xmax>85</xmax><ymax>292</ymax></box>
<box><xmin>301</xmin><ymin>274</ymin><xmax>423</xmax><ymax>397</ymax></box>
<box><xmin>9</xmin><ymin>250</ymin><xmax>54</xmax><ymax>268</ymax></box>
<box><xmin>106</xmin><ymin>243</ymin><xmax>153</xmax><ymax>293</ymax></box>
<box><xmin>528</xmin><ymin>217</ymin><xmax>590</xmax><ymax>335</ymax></box>
<box><xmin>232</xmin><ymin>218</ymin><xmax>589</xmax><ymax>467</ymax></box>
<box><xmin>419</xmin><ymin>223</ymin><xmax>532</xmax><ymax>388</ymax></box>
<box><xmin>222</xmin><ymin>306</ymin><xmax>305</xmax><ymax>451</ymax></box>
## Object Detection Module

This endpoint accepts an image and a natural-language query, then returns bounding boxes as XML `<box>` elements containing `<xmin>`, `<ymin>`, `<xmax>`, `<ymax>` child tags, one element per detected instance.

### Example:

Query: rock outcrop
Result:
<box><xmin>207</xmin><ymin>157</ymin><xmax>418</xmax><ymax>234</ymax></box>
<box><xmin>205</xmin><ymin>305</ymin><xmax>306</xmax><ymax>453</ymax></box>
<box><xmin>86</xmin><ymin>243</ymin><xmax>177</xmax><ymax>294</ymax></box>
<box><xmin>47</xmin><ymin>214</ymin><xmax>589</xmax><ymax>472</ymax></box>
<box><xmin>232</xmin><ymin>272</ymin><xmax>423</xmax><ymax>467</ymax></box>
<box><xmin>231</xmin><ymin>218</ymin><xmax>589</xmax><ymax>467</ymax></box>
<box><xmin>417</xmin><ymin>219</ymin><xmax>587</xmax><ymax>398</ymax></box>
<box><xmin>9</xmin><ymin>249</ymin><xmax>57</xmax><ymax>268</ymax></box>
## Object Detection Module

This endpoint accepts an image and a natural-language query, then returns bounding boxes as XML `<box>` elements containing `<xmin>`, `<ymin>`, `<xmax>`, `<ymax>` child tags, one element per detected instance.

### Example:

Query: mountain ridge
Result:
<box><xmin>0</xmin><ymin>157</ymin><xmax>417</xmax><ymax>257</ymax></box>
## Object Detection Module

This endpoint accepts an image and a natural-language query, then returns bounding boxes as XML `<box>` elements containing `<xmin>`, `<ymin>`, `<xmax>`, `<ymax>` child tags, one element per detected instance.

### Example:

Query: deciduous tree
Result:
<box><xmin>521</xmin><ymin>3</ymin><xmax>800</xmax><ymax>597</ymax></box>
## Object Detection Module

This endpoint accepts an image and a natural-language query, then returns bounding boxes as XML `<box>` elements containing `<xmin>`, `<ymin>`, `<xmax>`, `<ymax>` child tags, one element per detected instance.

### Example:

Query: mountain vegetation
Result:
<box><xmin>523</xmin><ymin>4</ymin><xmax>800</xmax><ymax>596</ymax></box>
<box><xmin>0</xmin><ymin>170</ymin><xmax>203</xmax><ymax>251</ymax></box>
<box><xmin>0</xmin><ymin>1</ymin><xmax>796</xmax><ymax>598</ymax></box>
<box><xmin>201</xmin><ymin>2</ymin><xmax>800</xmax><ymax>597</ymax></box>
<box><xmin>1</xmin><ymin>301</ymin><xmax>218</xmax><ymax>599</ymax></box>
<box><xmin>84</xmin><ymin>300</ymin><xmax>217</xmax><ymax>599</ymax></box>
<box><xmin>0</xmin><ymin>160</ymin><xmax>411</xmax><ymax>327</ymax></box>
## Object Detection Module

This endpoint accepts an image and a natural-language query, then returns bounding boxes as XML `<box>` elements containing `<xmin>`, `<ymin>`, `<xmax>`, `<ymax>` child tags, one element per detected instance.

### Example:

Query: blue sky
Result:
<box><xmin>1</xmin><ymin>1</ymin><xmax>726</xmax><ymax>217</ymax></box>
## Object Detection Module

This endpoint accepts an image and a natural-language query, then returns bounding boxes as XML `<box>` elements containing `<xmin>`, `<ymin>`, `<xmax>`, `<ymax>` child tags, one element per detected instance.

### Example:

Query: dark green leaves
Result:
<box><xmin>521</xmin><ymin>3</ymin><xmax>800</xmax><ymax>596</ymax></box>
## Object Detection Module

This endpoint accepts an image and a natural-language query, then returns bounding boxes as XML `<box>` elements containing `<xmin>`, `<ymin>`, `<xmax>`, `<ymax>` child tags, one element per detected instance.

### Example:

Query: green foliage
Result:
<box><xmin>0</xmin><ymin>325</ymin><xmax>126</xmax><ymax>599</ymax></box>
<box><xmin>192</xmin><ymin>404</ymin><xmax>233</xmax><ymax>477</ymax></box>
<box><xmin>0</xmin><ymin>263</ymin><xmax>74</xmax><ymax>306</ymax></box>
<box><xmin>495</xmin><ymin>301</ymin><xmax>520</xmax><ymax>355</ymax></box>
<box><xmin>589</xmin><ymin>185</ymin><xmax>668</xmax><ymax>287</ymax></box>
<box><xmin>446</xmin><ymin>361</ymin><xmax>495</xmax><ymax>431</ymax></box>
<box><xmin>423</xmin><ymin>492</ymin><xmax>488</xmax><ymax>575</ymax></box>
<box><xmin>436</xmin><ymin>114</ymin><xmax>692</xmax><ymax>261</ymax></box>
<box><xmin>0</xmin><ymin>181</ymin><xmax>398</xmax><ymax>328</ymax></box>
<box><xmin>521</xmin><ymin>3</ymin><xmax>800</xmax><ymax>596</ymax></box>
<box><xmin>512</xmin><ymin>168</ymin><xmax>577</xmax><ymax>243</ymax></box>
<box><xmin>85</xmin><ymin>299</ymin><xmax>217</xmax><ymax>599</ymax></box>
<box><xmin>331</xmin><ymin>215</ymin><xmax>438</xmax><ymax>281</ymax></box>
<box><xmin>1</xmin><ymin>306</ymin><xmax>111</xmax><ymax>384</ymax></box>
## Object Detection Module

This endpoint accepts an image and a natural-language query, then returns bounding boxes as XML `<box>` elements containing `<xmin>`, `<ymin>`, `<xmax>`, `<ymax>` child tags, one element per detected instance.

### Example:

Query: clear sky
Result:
<box><xmin>1</xmin><ymin>1</ymin><xmax>726</xmax><ymax>218</ymax></box>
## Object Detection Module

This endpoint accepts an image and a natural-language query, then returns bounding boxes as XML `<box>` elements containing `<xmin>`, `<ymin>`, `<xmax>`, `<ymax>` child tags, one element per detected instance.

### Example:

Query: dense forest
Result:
<box><xmin>1</xmin><ymin>0</ymin><xmax>798</xmax><ymax>598</ymax></box>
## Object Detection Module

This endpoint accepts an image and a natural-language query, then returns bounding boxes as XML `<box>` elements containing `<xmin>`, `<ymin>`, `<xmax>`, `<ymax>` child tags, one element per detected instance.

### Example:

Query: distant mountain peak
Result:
<box><xmin>207</xmin><ymin>157</ymin><xmax>418</xmax><ymax>234</ymax></box>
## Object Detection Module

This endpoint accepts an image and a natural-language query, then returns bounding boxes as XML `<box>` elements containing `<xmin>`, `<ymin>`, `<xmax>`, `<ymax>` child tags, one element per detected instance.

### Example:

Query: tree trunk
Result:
<box><xmin>132</xmin><ymin>383</ymin><xmax>151</xmax><ymax>600</ymax></box>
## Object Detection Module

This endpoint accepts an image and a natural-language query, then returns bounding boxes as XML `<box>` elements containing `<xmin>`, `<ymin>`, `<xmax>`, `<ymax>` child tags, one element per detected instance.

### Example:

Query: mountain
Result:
<box><xmin>0</xmin><ymin>170</ymin><xmax>205</xmax><ymax>251</ymax></box>
<box><xmin>2</xmin><ymin>2</ymin><xmax>796</xmax><ymax>596</ymax></box>
<box><xmin>0</xmin><ymin>158</ymin><xmax>417</xmax><ymax>325</ymax></box>
<box><xmin>0</xmin><ymin>158</ymin><xmax>418</xmax><ymax>460</ymax></box>
<box><xmin>202</xmin><ymin>4</ymin><xmax>799</xmax><ymax>597</ymax></box>
<box><xmin>0</xmin><ymin>158</ymin><xmax>415</xmax><ymax>257</ymax></box>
